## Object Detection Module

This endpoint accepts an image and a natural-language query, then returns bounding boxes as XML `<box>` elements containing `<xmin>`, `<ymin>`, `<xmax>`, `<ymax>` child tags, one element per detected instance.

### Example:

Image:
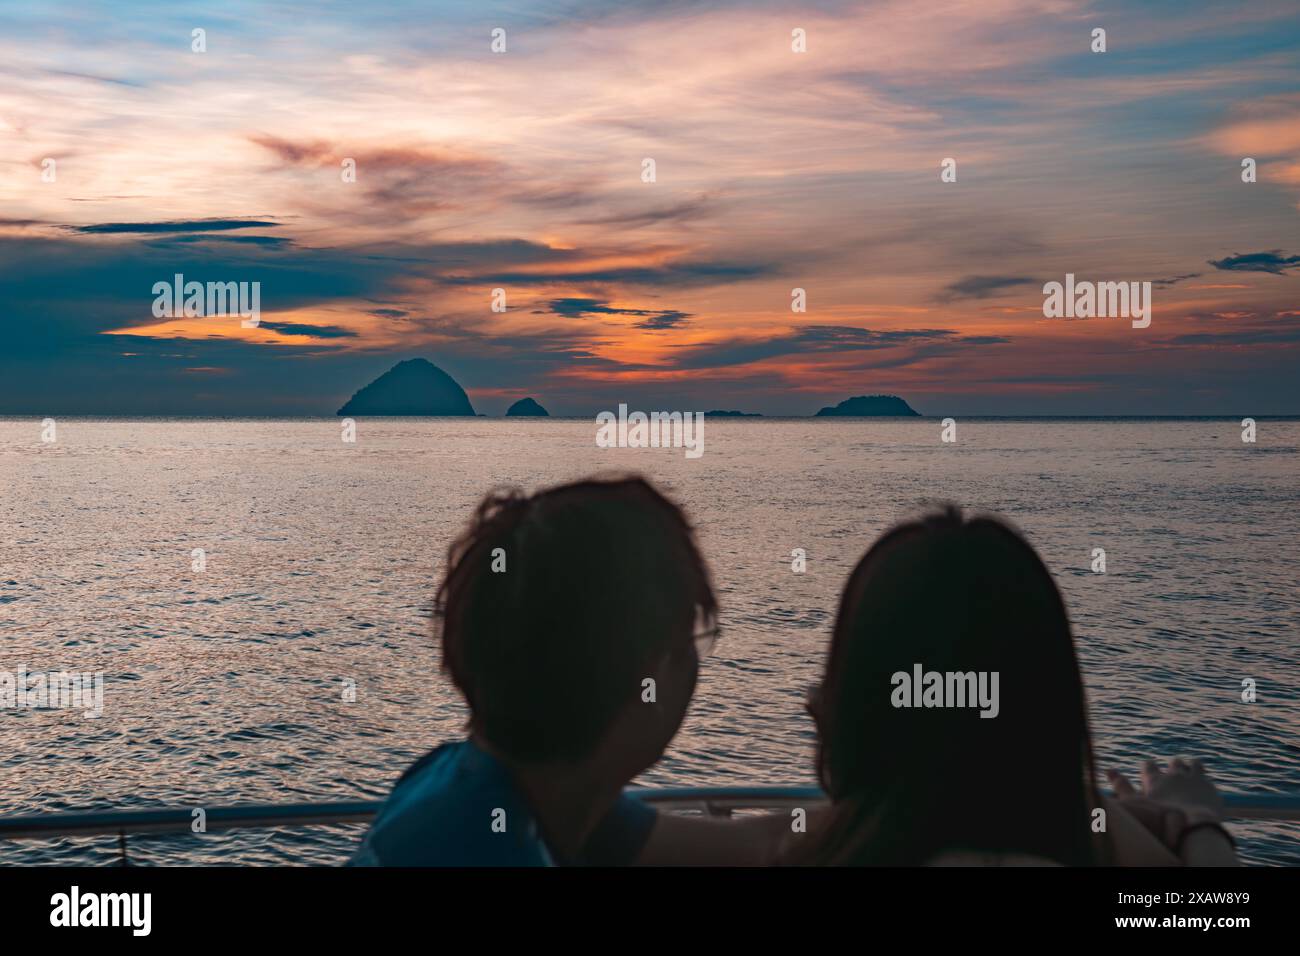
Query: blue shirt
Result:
<box><xmin>349</xmin><ymin>740</ymin><xmax>658</xmax><ymax>866</ymax></box>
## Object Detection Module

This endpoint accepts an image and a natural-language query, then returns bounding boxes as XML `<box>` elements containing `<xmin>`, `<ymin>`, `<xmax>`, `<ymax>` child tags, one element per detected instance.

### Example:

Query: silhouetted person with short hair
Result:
<box><xmin>351</xmin><ymin>475</ymin><xmax>717</xmax><ymax>865</ymax></box>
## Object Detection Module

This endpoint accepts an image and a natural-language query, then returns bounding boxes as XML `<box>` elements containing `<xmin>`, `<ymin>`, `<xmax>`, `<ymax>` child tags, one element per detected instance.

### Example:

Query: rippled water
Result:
<box><xmin>1</xmin><ymin>417</ymin><xmax>1297</xmax><ymax>865</ymax></box>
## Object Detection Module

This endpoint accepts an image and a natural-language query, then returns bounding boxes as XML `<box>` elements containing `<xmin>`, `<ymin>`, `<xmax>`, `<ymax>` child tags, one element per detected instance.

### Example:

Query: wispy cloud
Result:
<box><xmin>1208</xmin><ymin>250</ymin><xmax>1300</xmax><ymax>275</ymax></box>
<box><xmin>935</xmin><ymin>275</ymin><xmax>1036</xmax><ymax>303</ymax></box>
<box><xmin>68</xmin><ymin>219</ymin><xmax>279</xmax><ymax>235</ymax></box>
<box><xmin>543</xmin><ymin>297</ymin><xmax>691</xmax><ymax>330</ymax></box>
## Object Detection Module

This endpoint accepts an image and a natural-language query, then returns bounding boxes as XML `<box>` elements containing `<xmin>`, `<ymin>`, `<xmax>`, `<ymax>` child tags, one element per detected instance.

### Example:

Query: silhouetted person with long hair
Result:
<box><xmin>787</xmin><ymin>506</ymin><xmax>1236</xmax><ymax>866</ymax></box>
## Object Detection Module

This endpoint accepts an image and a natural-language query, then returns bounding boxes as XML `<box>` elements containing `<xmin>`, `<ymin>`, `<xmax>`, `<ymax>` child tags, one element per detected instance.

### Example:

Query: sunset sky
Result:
<box><xmin>2</xmin><ymin>0</ymin><xmax>1298</xmax><ymax>415</ymax></box>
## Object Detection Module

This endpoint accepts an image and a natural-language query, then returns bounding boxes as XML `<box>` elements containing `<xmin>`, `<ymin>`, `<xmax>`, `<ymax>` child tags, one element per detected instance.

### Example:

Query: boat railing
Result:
<box><xmin>0</xmin><ymin>787</ymin><xmax>1296</xmax><ymax>859</ymax></box>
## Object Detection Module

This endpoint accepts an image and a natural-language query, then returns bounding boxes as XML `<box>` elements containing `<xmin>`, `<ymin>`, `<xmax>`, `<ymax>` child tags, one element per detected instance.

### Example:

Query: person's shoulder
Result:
<box><xmin>393</xmin><ymin>740</ymin><xmax>464</xmax><ymax>787</ymax></box>
<box><xmin>569</xmin><ymin>791</ymin><xmax>658</xmax><ymax>866</ymax></box>
<box><xmin>350</xmin><ymin>739</ymin><xmax>548</xmax><ymax>867</ymax></box>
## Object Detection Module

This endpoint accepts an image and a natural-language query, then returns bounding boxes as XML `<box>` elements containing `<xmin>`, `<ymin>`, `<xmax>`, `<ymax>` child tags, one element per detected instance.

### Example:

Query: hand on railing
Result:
<box><xmin>1107</xmin><ymin>758</ymin><xmax>1238</xmax><ymax>866</ymax></box>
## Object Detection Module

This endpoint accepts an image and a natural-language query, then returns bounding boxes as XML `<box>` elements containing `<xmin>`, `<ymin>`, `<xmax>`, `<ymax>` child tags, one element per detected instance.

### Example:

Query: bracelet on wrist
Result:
<box><xmin>1174</xmin><ymin>821</ymin><xmax>1235</xmax><ymax>856</ymax></box>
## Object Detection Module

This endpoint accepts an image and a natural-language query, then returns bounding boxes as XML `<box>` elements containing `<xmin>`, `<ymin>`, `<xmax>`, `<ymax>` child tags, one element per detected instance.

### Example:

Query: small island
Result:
<box><xmin>814</xmin><ymin>395</ymin><xmax>919</xmax><ymax>417</ymax></box>
<box><xmin>337</xmin><ymin>358</ymin><xmax>476</xmax><ymax>416</ymax></box>
<box><xmin>505</xmin><ymin>397</ymin><xmax>549</xmax><ymax>417</ymax></box>
<box><xmin>334</xmin><ymin>365</ymin><xmax>922</xmax><ymax>420</ymax></box>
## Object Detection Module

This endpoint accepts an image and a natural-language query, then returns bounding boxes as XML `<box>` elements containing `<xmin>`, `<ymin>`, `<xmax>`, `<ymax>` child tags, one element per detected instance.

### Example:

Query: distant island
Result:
<box><xmin>815</xmin><ymin>395</ymin><xmax>919</xmax><ymax>417</ymax></box>
<box><xmin>337</xmin><ymin>358</ymin><xmax>476</xmax><ymax>416</ymax></box>
<box><xmin>506</xmin><ymin>397</ymin><xmax>549</xmax><ymax>417</ymax></box>
<box><xmin>335</xmin><ymin>363</ymin><xmax>920</xmax><ymax>419</ymax></box>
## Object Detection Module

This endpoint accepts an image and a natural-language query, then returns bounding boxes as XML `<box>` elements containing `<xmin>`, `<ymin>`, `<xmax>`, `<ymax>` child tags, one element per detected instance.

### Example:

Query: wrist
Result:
<box><xmin>1176</xmin><ymin>823</ymin><xmax>1236</xmax><ymax>865</ymax></box>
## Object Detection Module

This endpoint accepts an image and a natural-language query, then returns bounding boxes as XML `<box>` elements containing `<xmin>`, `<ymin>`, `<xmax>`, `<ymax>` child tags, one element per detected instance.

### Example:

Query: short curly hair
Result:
<box><xmin>436</xmin><ymin>474</ymin><xmax>716</xmax><ymax>763</ymax></box>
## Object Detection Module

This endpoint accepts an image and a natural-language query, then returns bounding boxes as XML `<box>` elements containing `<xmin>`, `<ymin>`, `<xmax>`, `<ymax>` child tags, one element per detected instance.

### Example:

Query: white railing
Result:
<box><xmin>0</xmin><ymin>786</ymin><xmax>1295</xmax><ymax>861</ymax></box>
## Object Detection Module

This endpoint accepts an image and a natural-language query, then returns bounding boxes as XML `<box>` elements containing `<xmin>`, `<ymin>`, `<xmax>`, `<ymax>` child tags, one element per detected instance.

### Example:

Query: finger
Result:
<box><xmin>1189</xmin><ymin>757</ymin><xmax>1205</xmax><ymax>774</ymax></box>
<box><xmin>1171</xmin><ymin>756</ymin><xmax>1193</xmax><ymax>774</ymax></box>
<box><xmin>1141</xmin><ymin>759</ymin><xmax>1163</xmax><ymax>791</ymax></box>
<box><xmin>1107</xmin><ymin>769</ymin><xmax>1137</xmax><ymax>798</ymax></box>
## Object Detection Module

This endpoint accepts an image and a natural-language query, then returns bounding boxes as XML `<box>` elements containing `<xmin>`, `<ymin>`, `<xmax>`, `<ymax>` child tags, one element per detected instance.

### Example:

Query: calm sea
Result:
<box><xmin>1</xmin><ymin>417</ymin><xmax>1297</xmax><ymax>865</ymax></box>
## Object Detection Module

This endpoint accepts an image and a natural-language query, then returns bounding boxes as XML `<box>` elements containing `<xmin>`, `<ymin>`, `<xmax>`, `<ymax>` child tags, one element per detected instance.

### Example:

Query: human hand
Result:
<box><xmin>1110</xmin><ymin>757</ymin><xmax>1223</xmax><ymax>822</ymax></box>
<box><xmin>1106</xmin><ymin>758</ymin><xmax>1235</xmax><ymax>865</ymax></box>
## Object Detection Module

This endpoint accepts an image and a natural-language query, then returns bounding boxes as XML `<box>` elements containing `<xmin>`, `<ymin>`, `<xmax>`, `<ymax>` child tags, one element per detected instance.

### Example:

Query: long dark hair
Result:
<box><xmin>799</xmin><ymin>506</ymin><xmax>1100</xmax><ymax>865</ymax></box>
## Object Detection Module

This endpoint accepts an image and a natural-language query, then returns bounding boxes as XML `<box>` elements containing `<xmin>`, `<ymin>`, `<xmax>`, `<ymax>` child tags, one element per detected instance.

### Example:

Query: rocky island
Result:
<box><xmin>337</xmin><ymin>358</ymin><xmax>476</xmax><ymax>416</ymax></box>
<box><xmin>814</xmin><ymin>395</ymin><xmax>919</xmax><ymax>417</ymax></box>
<box><xmin>505</xmin><ymin>397</ymin><xmax>549</xmax><ymax>417</ymax></box>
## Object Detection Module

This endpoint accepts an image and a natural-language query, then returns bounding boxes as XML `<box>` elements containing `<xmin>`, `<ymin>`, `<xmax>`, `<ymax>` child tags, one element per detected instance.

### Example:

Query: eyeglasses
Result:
<box><xmin>693</xmin><ymin>623</ymin><xmax>720</xmax><ymax>659</ymax></box>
